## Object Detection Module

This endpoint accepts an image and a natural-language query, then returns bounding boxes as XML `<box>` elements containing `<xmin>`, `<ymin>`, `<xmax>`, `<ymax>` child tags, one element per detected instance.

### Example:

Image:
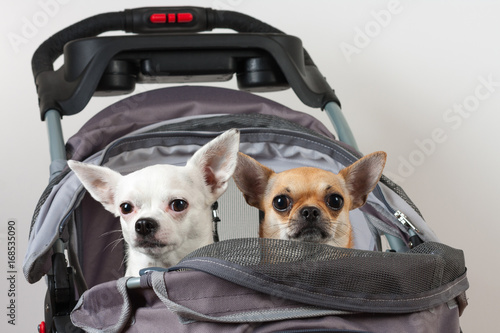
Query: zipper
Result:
<box><xmin>394</xmin><ymin>210</ymin><xmax>420</xmax><ymax>234</ymax></box>
<box><xmin>372</xmin><ymin>185</ymin><xmax>421</xmax><ymax>235</ymax></box>
<box><xmin>371</xmin><ymin>185</ymin><xmax>424</xmax><ymax>249</ymax></box>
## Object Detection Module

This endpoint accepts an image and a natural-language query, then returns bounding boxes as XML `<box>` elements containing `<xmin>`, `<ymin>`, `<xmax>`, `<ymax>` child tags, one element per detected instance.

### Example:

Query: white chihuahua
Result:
<box><xmin>68</xmin><ymin>129</ymin><xmax>240</xmax><ymax>276</ymax></box>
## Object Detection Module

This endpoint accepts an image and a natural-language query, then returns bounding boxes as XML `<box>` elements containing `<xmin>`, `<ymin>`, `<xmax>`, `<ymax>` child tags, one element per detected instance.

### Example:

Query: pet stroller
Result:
<box><xmin>24</xmin><ymin>7</ymin><xmax>468</xmax><ymax>333</ymax></box>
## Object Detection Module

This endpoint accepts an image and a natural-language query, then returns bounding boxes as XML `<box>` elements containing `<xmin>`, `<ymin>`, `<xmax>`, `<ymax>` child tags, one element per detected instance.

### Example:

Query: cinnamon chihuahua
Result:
<box><xmin>233</xmin><ymin>152</ymin><xmax>387</xmax><ymax>248</ymax></box>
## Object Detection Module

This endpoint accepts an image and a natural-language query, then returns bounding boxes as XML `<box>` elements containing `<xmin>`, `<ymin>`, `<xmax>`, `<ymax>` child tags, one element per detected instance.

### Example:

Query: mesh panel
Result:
<box><xmin>409</xmin><ymin>241</ymin><xmax>466</xmax><ymax>288</ymax></box>
<box><xmin>182</xmin><ymin>238</ymin><xmax>465</xmax><ymax>297</ymax></box>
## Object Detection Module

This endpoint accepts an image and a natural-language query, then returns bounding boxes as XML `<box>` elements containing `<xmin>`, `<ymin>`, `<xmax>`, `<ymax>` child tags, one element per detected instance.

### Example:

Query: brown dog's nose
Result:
<box><xmin>300</xmin><ymin>206</ymin><xmax>321</xmax><ymax>222</ymax></box>
<box><xmin>135</xmin><ymin>219</ymin><xmax>158</xmax><ymax>236</ymax></box>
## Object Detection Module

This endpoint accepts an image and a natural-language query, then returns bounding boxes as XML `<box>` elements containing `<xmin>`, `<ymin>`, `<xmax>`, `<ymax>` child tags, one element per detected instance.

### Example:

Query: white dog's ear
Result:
<box><xmin>338</xmin><ymin>151</ymin><xmax>387</xmax><ymax>210</ymax></box>
<box><xmin>67</xmin><ymin>160</ymin><xmax>122</xmax><ymax>213</ymax></box>
<box><xmin>186</xmin><ymin>129</ymin><xmax>240</xmax><ymax>199</ymax></box>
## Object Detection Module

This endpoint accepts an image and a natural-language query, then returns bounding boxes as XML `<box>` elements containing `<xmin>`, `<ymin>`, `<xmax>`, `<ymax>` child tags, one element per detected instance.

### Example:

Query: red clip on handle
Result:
<box><xmin>126</xmin><ymin>7</ymin><xmax>209</xmax><ymax>33</ymax></box>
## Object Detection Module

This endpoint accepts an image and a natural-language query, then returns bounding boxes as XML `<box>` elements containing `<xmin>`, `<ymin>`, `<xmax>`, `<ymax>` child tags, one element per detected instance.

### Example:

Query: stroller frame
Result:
<box><xmin>27</xmin><ymin>6</ymin><xmax>464</xmax><ymax>333</ymax></box>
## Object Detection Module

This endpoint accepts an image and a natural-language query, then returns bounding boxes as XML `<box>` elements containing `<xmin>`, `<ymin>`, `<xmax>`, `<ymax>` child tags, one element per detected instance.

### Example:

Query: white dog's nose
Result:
<box><xmin>135</xmin><ymin>219</ymin><xmax>158</xmax><ymax>236</ymax></box>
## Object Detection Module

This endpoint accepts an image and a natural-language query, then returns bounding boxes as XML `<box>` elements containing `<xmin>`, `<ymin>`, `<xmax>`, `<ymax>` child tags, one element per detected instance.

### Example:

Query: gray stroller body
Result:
<box><xmin>24</xmin><ymin>7</ymin><xmax>468</xmax><ymax>333</ymax></box>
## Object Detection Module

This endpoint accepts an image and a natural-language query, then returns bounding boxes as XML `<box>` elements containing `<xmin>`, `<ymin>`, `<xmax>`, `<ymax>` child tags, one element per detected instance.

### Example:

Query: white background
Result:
<box><xmin>1</xmin><ymin>0</ymin><xmax>498</xmax><ymax>331</ymax></box>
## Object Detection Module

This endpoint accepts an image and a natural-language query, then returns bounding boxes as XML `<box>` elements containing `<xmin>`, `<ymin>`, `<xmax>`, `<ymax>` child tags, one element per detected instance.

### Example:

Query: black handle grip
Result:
<box><xmin>32</xmin><ymin>7</ymin><xmax>316</xmax><ymax>79</ymax></box>
<box><xmin>125</xmin><ymin>7</ymin><xmax>284</xmax><ymax>34</ymax></box>
<box><xmin>32</xmin><ymin>7</ymin><xmax>339</xmax><ymax>119</ymax></box>
<box><xmin>31</xmin><ymin>11</ymin><xmax>127</xmax><ymax>77</ymax></box>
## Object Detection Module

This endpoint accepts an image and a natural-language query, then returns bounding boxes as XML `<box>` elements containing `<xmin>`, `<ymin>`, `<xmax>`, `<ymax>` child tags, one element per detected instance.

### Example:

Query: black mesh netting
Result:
<box><xmin>181</xmin><ymin>238</ymin><xmax>466</xmax><ymax>297</ymax></box>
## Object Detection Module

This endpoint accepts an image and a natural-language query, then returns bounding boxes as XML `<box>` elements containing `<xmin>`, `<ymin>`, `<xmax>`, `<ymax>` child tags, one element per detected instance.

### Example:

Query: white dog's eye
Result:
<box><xmin>326</xmin><ymin>194</ymin><xmax>344</xmax><ymax>211</ymax></box>
<box><xmin>273</xmin><ymin>195</ymin><xmax>291</xmax><ymax>212</ymax></box>
<box><xmin>170</xmin><ymin>199</ymin><xmax>188</xmax><ymax>212</ymax></box>
<box><xmin>120</xmin><ymin>202</ymin><xmax>134</xmax><ymax>214</ymax></box>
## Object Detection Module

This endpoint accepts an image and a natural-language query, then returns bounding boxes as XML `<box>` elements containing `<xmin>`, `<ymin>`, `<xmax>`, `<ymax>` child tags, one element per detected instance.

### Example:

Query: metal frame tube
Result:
<box><xmin>45</xmin><ymin>109</ymin><xmax>66</xmax><ymax>161</ymax></box>
<box><xmin>45</xmin><ymin>109</ymin><xmax>66</xmax><ymax>180</ymax></box>
<box><xmin>323</xmin><ymin>102</ymin><xmax>359</xmax><ymax>151</ymax></box>
<box><xmin>126</xmin><ymin>277</ymin><xmax>141</xmax><ymax>289</ymax></box>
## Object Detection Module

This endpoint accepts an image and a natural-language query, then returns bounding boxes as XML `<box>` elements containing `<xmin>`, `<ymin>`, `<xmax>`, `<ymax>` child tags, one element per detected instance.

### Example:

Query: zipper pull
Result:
<box><xmin>394</xmin><ymin>210</ymin><xmax>420</xmax><ymax>234</ymax></box>
<box><xmin>394</xmin><ymin>210</ymin><xmax>424</xmax><ymax>248</ymax></box>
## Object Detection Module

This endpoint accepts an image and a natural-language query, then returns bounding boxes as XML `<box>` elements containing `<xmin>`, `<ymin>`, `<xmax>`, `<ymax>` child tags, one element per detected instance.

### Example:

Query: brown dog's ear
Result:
<box><xmin>338</xmin><ymin>151</ymin><xmax>387</xmax><ymax>210</ymax></box>
<box><xmin>233</xmin><ymin>152</ymin><xmax>275</xmax><ymax>209</ymax></box>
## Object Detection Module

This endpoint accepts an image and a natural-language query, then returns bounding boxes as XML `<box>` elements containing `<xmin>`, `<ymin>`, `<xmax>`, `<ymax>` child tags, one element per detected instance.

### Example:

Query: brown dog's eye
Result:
<box><xmin>170</xmin><ymin>199</ymin><xmax>188</xmax><ymax>212</ymax></box>
<box><xmin>120</xmin><ymin>202</ymin><xmax>134</xmax><ymax>214</ymax></box>
<box><xmin>326</xmin><ymin>194</ymin><xmax>344</xmax><ymax>211</ymax></box>
<box><xmin>273</xmin><ymin>195</ymin><xmax>291</xmax><ymax>212</ymax></box>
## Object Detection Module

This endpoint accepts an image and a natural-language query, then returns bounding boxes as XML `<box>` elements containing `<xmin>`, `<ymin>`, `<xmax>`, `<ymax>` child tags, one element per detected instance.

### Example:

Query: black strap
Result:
<box><xmin>211</xmin><ymin>201</ymin><xmax>221</xmax><ymax>242</ymax></box>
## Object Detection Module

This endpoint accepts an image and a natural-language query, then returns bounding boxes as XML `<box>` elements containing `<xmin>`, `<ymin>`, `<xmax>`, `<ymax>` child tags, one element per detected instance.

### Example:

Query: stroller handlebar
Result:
<box><xmin>32</xmin><ymin>7</ymin><xmax>339</xmax><ymax>120</ymax></box>
<box><xmin>32</xmin><ymin>7</ymin><xmax>316</xmax><ymax>78</ymax></box>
